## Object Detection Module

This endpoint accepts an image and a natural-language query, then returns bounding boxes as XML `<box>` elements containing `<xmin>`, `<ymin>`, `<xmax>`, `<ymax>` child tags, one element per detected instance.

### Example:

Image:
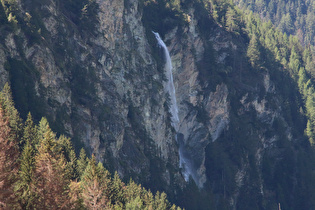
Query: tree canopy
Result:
<box><xmin>0</xmin><ymin>84</ymin><xmax>181</xmax><ymax>210</ymax></box>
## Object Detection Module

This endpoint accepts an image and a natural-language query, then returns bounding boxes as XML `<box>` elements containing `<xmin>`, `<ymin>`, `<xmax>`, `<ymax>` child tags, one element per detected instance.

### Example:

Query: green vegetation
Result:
<box><xmin>202</xmin><ymin>0</ymin><xmax>315</xmax><ymax>146</ymax></box>
<box><xmin>156</xmin><ymin>0</ymin><xmax>315</xmax><ymax>209</ymax></box>
<box><xmin>3</xmin><ymin>0</ymin><xmax>315</xmax><ymax>209</ymax></box>
<box><xmin>0</xmin><ymin>84</ymin><xmax>181</xmax><ymax>209</ymax></box>
<box><xmin>234</xmin><ymin>0</ymin><xmax>315</xmax><ymax>51</ymax></box>
<box><xmin>142</xmin><ymin>0</ymin><xmax>188</xmax><ymax>36</ymax></box>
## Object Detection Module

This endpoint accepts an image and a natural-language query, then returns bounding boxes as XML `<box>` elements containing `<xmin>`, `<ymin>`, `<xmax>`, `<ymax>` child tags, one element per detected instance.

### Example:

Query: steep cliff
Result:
<box><xmin>0</xmin><ymin>0</ymin><xmax>183</xmax><ymax>193</ymax></box>
<box><xmin>1</xmin><ymin>0</ymin><xmax>315</xmax><ymax>209</ymax></box>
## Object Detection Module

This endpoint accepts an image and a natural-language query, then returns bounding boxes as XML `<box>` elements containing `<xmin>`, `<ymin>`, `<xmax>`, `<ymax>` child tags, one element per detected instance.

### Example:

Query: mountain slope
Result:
<box><xmin>233</xmin><ymin>0</ymin><xmax>315</xmax><ymax>48</ymax></box>
<box><xmin>0</xmin><ymin>86</ymin><xmax>180</xmax><ymax>209</ymax></box>
<box><xmin>1</xmin><ymin>0</ymin><xmax>315</xmax><ymax>209</ymax></box>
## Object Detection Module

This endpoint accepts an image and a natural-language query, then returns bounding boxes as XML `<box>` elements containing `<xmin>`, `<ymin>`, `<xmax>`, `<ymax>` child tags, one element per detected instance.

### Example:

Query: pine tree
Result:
<box><xmin>112</xmin><ymin>171</ymin><xmax>126</xmax><ymax>206</ymax></box>
<box><xmin>274</xmin><ymin>46</ymin><xmax>281</xmax><ymax>61</ymax></box>
<box><xmin>14</xmin><ymin>140</ymin><xmax>37</xmax><ymax>209</ymax></box>
<box><xmin>0</xmin><ymin>83</ymin><xmax>23</xmax><ymax>144</ymax></box>
<box><xmin>288</xmin><ymin>46</ymin><xmax>301</xmax><ymax>76</ymax></box>
<box><xmin>298</xmin><ymin>67</ymin><xmax>308</xmax><ymax>93</ymax></box>
<box><xmin>33</xmin><ymin>121</ymin><xmax>71</xmax><ymax>209</ymax></box>
<box><xmin>57</xmin><ymin>135</ymin><xmax>78</xmax><ymax>179</ymax></box>
<box><xmin>126</xmin><ymin>196</ymin><xmax>143</xmax><ymax>209</ymax></box>
<box><xmin>225</xmin><ymin>7</ymin><xmax>240</xmax><ymax>34</ymax></box>
<box><xmin>154</xmin><ymin>191</ymin><xmax>169</xmax><ymax>209</ymax></box>
<box><xmin>304</xmin><ymin>49</ymin><xmax>315</xmax><ymax>77</ymax></box>
<box><xmin>67</xmin><ymin>149</ymin><xmax>78</xmax><ymax>180</ymax></box>
<box><xmin>37</xmin><ymin>117</ymin><xmax>58</xmax><ymax>157</ymax></box>
<box><xmin>306</xmin><ymin>120</ymin><xmax>314</xmax><ymax>145</ymax></box>
<box><xmin>143</xmin><ymin>190</ymin><xmax>155</xmax><ymax>210</ymax></box>
<box><xmin>81</xmin><ymin>155</ymin><xmax>111</xmax><ymax>209</ymax></box>
<box><xmin>15</xmin><ymin>113</ymin><xmax>38</xmax><ymax>209</ymax></box>
<box><xmin>37</xmin><ymin>117</ymin><xmax>50</xmax><ymax>144</ymax></box>
<box><xmin>77</xmin><ymin>148</ymin><xmax>89</xmax><ymax>178</ymax></box>
<box><xmin>247</xmin><ymin>34</ymin><xmax>262</xmax><ymax>68</ymax></box>
<box><xmin>22</xmin><ymin>113</ymin><xmax>38</xmax><ymax>147</ymax></box>
<box><xmin>125</xmin><ymin>179</ymin><xmax>142</xmax><ymax>202</ymax></box>
<box><xmin>68</xmin><ymin>180</ymin><xmax>84</xmax><ymax>209</ymax></box>
<box><xmin>0</xmin><ymin>107</ymin><xmax>19</xmax><ymax>209</ymax></box>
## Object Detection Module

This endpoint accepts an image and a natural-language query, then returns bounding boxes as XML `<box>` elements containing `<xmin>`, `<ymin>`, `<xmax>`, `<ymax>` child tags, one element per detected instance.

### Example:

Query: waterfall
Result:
<box><xmin>153</xmin><ymin>32</ymin><xmax>191</xmax><ymax>182</ymax></box>
<box><xmin>153</xmin><ymin>32</ymin><xmax>179</xmax><ymax>130</ymax></box>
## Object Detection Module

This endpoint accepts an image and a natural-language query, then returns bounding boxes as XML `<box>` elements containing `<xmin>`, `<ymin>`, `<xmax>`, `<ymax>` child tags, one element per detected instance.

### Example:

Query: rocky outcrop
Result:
<box><xmin>0</xmin><ymin>0</ymin><xmax>181</xmax><ymax>190</ymax></box>
<box><xmin>0</xmin><ymin>0</ymin><xmax>313</xmax><ymax>209</ymax></box>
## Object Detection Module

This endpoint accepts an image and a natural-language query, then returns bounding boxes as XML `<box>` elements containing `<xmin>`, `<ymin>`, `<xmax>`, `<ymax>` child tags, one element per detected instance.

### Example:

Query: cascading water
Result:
<box><xmin>153</xmin><ymin>32</ymin><xmax>193</xmax><ymax>182</ymax></box>
<box><xmin>153</xmin><ymin>32</ymin><xmax>179</xmax><ymax>130</ymax></box>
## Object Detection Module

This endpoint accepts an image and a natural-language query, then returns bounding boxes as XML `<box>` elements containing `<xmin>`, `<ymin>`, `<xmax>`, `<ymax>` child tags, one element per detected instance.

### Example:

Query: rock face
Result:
<box><xmin>0</xmin><ymin>0</ymin><xmax>314</xmax><ymax>209</ymax></box>
<box><xmin>0</xmin><ymin>0</ymin><xmax>181</xmax><ymax>191</ymax></box>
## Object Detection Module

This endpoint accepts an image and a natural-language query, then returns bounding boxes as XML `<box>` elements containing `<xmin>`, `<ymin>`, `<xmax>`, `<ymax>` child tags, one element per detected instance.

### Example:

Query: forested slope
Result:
<box><xmin>0</xmin><ymin>84</ymin><xmax>180</xmax><ymax>209</ymax></box>
<box><xmin>233</xmin><ymin>0</ymin><xmax>315</xmax><ymax>50</ymax></box>
<box><xmin>1</xmin><ymin>0</ymin><xmax>315</xmax><ymax>209</ymax></box>
<box><xmin>152</xmin><ymin>0</ymin><xmax>315</xmax><ymax>208</ymax></box>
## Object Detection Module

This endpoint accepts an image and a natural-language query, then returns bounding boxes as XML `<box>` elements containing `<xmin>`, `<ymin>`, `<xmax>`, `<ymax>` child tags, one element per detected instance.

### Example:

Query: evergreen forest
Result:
<box><xmin>2</xmin><ymin>0</ymin><xmax>315</xmax><ymax>209</ymax></box>
<box><xmin>234</xmin><ymin>0</ymin><xmax>315</xmax><ymax>51</ymax></box>
<box><xmin>0</xmin><ymin>84</ymin><xmax>180</xmax><ymax>209</ymax></box>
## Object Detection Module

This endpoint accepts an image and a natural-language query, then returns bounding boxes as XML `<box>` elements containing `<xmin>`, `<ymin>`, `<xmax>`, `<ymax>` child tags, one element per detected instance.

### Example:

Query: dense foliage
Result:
<box><xmin>2</xmin><ymin>0</ymin><xmax>315</xmax><ymax>209</ymax></box>
<box><xmin>201</xmin><ymin>0</ymin><xmax>315</xmax><ymax>143</ymax></box>
<box><xmin>231</xmin><ymin>0</ymin><xmax>315</xmax><ymax>146</ymax></box>
<box><xmin>203</xmin><ymin>0</ymin><xmax>315</xmax><ymax>208</ymax></box>
<box><xmin>233</xmin><ymin>0</ymin><xmax>315</xmax><ymax>51</ymax></box>
<box><xmin>141</xmin><ymin>0</ymin><xmax>315</xmax><ymax>209</ymax></box>
<box><xmin>0</xmin><ymin>84</ymin><xmax>180</xmax><ymax>210</ymax></box>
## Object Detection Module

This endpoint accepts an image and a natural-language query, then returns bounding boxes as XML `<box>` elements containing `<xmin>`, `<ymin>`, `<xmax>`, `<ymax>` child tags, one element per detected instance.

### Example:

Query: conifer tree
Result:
<box><xmin>15</xmin><ymin>112</ymin><xmax>38</xmax><ymax>209</ymax></box>
<box><xmin>0</xmin><ymin>107</ymin><xmax>19</xmax><ymax>209</ymax></box>
<box><xmin>125</xmin><ymin>179</ymin><xmax>142</xmax><ymax>202</ymax></box>
<box><xmin>77</xmin><ymin>148</ymin><xmax>89</xmax><ymax>178</ymax></box>
<box><xmin>306</xmin><ymin>120</ymin><xmax>314</xmax><ymax>145</ymax></box>
<box><xmin>143</xmin><ymin>190</ymin><xmax>155</xmax><ymax>210</ymax></box>
<box><xmin>289</xmin><ymin>46</ymin><xmax>301</xmax><ymax>76</ymax></box>
<box><xmin>68</xmin><ymin>180</ymin><xmax>84</xmax><ymax>209</ymax></box>
<box><xmin>274</xmin><ymin>46</ymin><xmax>281</xmax><ymax>61</ymax></box>
<box><xmin>57</xmin><ymin>135</ymin><xmax>78</xmax><ymax>179</ymax></box>
<box><xmin>33</xmin><ymin>121</ymin><xmax>71</xmax><ymax>209</ymax></box>
<box><xmin>112</xmin><ymin>171</ymin><xmax>126</xmax><ymax>206</ymax></box>
<box><xmin>154</xmin><ymin>191</ymin><xmax>169</xmax><ymax>209</ymax></box>
<box><xmin>37</xmin><ymin>117</ymin><xmax>58</xmax><ymax>157</ymax></box>
<box><xmin>37</xmin><ymin>117</ymin><xmax>50</xmax><ymax>144</ymax></box>
<box><xmin>126</xmin><ymin>196</ymin><xmax>143</xmax><ymax>209</ymax></box>
<box><xmin>298</xmin><ymin>67</ymin><xmax>308</xmax><ymax>92</ymax></box>
<box><xmin>15</xmin><ymin>140</ymin><xmax>37</xmax><ymax>209</ymax></box>
<box><xmin>0</xmin><ymin>83</ymin><xmax>23</xmax><ymax>143</ymax></box>
<box><xmin>22</xmin><ymin>113</ymin><xmax>38</xmax><ymax>147</ymax></box>
<box><xmin>0</xmin><ymin>84</ymin><xmax>180</xmax><ymax>209</ymax></box>
<box><xmin>247</xmin><ymin>34</ymin><xmax>262</xmax><ymax>68</ymax></box>
<box><xmin>225</xmin><ymin>7</ymin><xmax>239</xmax><ymax>34</ymax></box>
<box><xmin>81</xmin><ymin>155</ymin><xmax>111</xmax><ymax>209</ymax></box>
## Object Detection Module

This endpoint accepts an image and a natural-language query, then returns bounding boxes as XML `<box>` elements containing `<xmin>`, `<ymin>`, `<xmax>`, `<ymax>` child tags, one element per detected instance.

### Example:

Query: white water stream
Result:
<box><xmin>153</xmin><ymin>32</ymin><xmax>179</xmax><ymax>130</ymax></box>
<box><xmin>153</xmin><ymin>32</ymin><xmax>192</xmax><ymax>182</ymax></box>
